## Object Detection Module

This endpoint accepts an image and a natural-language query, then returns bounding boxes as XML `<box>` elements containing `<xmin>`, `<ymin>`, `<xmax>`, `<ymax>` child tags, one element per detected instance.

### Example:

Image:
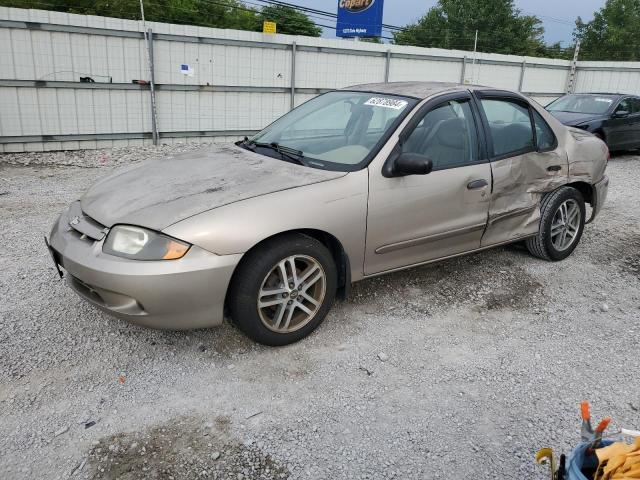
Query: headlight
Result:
<box><xmin>103</xmin><ymin>225</ymin><xmax>191</xmax><ymax>260</ymax></box>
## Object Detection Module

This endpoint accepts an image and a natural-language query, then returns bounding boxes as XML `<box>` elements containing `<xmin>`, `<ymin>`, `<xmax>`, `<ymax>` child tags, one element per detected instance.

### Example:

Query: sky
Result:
<box><xmin>271</xmin><ymin>0</ymin><xmax>606</xmax><ymax>46</ymax></box>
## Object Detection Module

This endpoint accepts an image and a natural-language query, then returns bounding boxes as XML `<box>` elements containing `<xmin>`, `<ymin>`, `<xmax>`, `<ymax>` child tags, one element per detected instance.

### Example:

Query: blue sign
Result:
<box><xmin>336</xmin><ymin>0</ymin><xmax>384</xmax><ymax>38</ymax></box>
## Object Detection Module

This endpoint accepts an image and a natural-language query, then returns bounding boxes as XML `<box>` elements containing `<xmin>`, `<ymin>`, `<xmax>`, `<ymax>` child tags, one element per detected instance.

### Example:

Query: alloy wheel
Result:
<box><xmin>550</xmin><ymin>199</ymin><xmax>581</xmax><ymax>251</ymax></box>
<box><xmin>257</xmin><ymin>255</ymin><xmax>326</xmax><ymax>333</ymax></box>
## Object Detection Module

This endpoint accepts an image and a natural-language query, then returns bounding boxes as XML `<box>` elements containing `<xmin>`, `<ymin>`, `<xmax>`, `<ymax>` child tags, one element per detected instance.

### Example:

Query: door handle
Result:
<box><xmin>547</xmin><ymin>165</ymin><xmax>562</xmax><ymax>172</ymax></box>
<box><xmin>467</xmin><ymin>179</ymin><xmax>488</xmax><ymax>189</ymax></box>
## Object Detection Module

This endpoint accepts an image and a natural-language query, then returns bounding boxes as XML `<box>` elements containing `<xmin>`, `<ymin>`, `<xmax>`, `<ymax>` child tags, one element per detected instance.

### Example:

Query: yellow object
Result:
<box><xmin>535</xmin><ymin>448</ymin><xmax>556</xmax><ymax>480</ymax></box>
<box><xmin>595</xmin><ymin>437</ymin><xmax>640</xmax><ymax>480</ymax></box>
<box><xmin>263</xmin><ymin>21</ymin><xmax>277</xmax><ymax>34</ymax></box>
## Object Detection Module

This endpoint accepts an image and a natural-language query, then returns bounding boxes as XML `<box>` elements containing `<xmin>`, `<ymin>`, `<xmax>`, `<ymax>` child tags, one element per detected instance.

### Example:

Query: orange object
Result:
<box><xmin>597</xmin><ymin>418</ymin><xmax>612</xmax><ymax>434</ymax></box>
<box><xmin>582</xmin><ymin>401</ymin><xmax>591</xmax><ymax>421</ymax></box>
<box><xmin>118</xmin><ymin>375</ymin><xmax>126</xmax><ymax>384</ymax></box>
<box><xmin>162</xmin><ymin>240</ymin><xmax>189</xmax><ymax>260</ymax></box>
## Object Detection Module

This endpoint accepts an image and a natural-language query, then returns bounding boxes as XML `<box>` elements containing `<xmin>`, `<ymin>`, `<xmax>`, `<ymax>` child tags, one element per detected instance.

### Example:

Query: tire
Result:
<box><xmin>228</xmin><ymin>233</ymin><xmax>337</xmax><ymax>346</ymax></box>
<box><xmin>526</xmin><ymin>186</ymin><xmax>586</xmax><ymax>261</ymax></box>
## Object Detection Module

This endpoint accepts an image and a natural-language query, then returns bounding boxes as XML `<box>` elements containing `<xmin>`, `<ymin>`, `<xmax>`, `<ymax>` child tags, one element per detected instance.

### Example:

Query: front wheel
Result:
<box><xmin>228</xmin><ymin>233</ymin><xmax>337</xmax><ymax>346</ymax></box>
<box><xmin>526</xmin><ymin>186</ymin><xmax>586</xmax><ymax>261</ymax></box>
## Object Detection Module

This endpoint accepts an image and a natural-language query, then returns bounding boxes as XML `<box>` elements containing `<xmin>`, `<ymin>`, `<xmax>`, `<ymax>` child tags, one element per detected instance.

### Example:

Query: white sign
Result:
<box><xmin>364</xmin><ymin>97</ymin><xmax>408</xmax><ymax>110</ymax></box>
<box><xmin>180</xmin><ymin>64</ymin><xmax>194</xmax><ymax>77</ymax></box>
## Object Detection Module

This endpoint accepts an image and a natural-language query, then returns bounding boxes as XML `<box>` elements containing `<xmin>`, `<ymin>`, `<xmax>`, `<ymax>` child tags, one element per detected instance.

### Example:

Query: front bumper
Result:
<box><xmin>47</xmin><ymin>204</ymin><xmax>242</xmax><ymax>330</ymax></box>
<box><xmin>589</xmin><ymin>175</ymin><xmax>609</xmax><ymax>222</ymax></box>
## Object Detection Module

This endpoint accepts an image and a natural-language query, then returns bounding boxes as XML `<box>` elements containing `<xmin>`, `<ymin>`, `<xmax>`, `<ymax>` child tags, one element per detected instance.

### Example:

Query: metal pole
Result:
<box><xmin>384</xmin><ymin>50</ymin><xmax>391</xmax><ymax>83</ymax></box>
<box><xmin>147</xmin><ymin>28</ymin><xmax>158</xmax><ymax>145</ymax></box>
<box><xmin>140</xmin><ymin>0</ymin><xmax>158</xmax><ymax>145</ymax></box>
<box><xmin>290</xmin><ymin>41</ymin><xmax>296</xmax><ymax>110</ymax></box>
<box><xmin>518</xmin><ymin>60</ymin><xmax>526</xmax><ymax>92</ymax></box>
<box><xmin>460</xmin><ymin>56</ymin><xmax>467</xmax><ymax>84</ymax></box>
<box><xmin>471</xmin><ymin>30</ymin><xmax>478</xmax><ymax>84</ymax></box>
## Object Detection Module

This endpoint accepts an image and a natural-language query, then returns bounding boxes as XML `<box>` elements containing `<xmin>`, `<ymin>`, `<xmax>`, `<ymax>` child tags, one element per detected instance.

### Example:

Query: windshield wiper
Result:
<box><xmin>244</xmin><ymin>139</ymin><xmax>306</xmax><ymax>166</ymax></box>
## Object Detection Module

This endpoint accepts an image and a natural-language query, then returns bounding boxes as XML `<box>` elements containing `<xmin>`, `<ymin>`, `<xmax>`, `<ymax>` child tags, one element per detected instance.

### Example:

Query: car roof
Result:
<box><xmin>563</xmin><ymin>93</ymin><xmax>626</xmax><ymax>98</ymax></box>
<box><xmin>342</xmin><ymin>81</ymin><xmax>491</xmax><ymax>99</ymax></box>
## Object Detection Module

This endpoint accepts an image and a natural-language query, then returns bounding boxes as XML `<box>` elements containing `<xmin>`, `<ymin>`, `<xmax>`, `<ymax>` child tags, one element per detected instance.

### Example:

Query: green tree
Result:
<box><xmin>575</xmin><ymin>0</ymin><xmax>640</xmax><ymax>60</ymax></box>
<box><xmin>0</xmin><ymin>0</ymin><xmax>260</xmax><ymax>29</ymax></box>
<box><xmin>393</xmin><ymin>0</ymin><xmax>557</xmax><ymax>57</ymax></box>
<box><xmin>538</xmin><ymin>41</ymin><xmax>573</xmax><ymax>60</ymax></box>
<box><xmin>257</xmin><ymin>5</ymin><xmax>321</xmax><ymax>37</ymax></box>
<box><xmin>0</xmin><ymin>0</ymin><xmax>320</xmax><ymax>36</ymax></box>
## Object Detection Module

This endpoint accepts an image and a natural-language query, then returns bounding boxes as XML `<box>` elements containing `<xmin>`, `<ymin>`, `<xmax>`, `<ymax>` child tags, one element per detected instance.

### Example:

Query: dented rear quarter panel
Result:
<box><xmin>564</xmin><ymin>127</ymin><xmax>609</xmax><ymax>185</ymax></box>
<box><xmin>481</xmin><ymin>104</ymin><xmax>607</xmax><ymax>246</ymax></box>
<box><xmin>481</xmin><ymin>147</ymin><xmax>568</xmax><ymax>246</ymax></box>
<box><xmin>480</xmin><ymin>102</ymin><xmax>570</xmax><ymax>246</ymax></box>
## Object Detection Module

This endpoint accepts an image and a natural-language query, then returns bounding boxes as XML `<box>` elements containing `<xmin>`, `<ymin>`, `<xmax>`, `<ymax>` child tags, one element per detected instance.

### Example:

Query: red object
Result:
<box><xmin>581</xmin><ymin>401</ymin><xmax>591</xmax><ymax>421</ymax></box>
<box><xmin>595</xmin><ymin>417</ymin><xmax>611</xmax><ymax>434</ymax></box>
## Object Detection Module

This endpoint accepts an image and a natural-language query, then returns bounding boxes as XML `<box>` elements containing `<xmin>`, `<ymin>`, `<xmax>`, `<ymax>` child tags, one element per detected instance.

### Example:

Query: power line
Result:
<box><xmin>250</xmin><ymin>0</ymin><xmax>405</xmax><ymax>31</ymax></box>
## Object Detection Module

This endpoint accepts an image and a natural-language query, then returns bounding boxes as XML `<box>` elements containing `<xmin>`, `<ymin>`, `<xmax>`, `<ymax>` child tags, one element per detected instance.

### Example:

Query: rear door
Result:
<box><xmin>605</xmin><ymin>97</ymin><xmax>633</xmax><ymax>149</ymax></box>
<box><xmin>364</xmin><ymin>92</ymin><xmax>491</xmax><ymax>275</ymax></box>
<box><xmin>627</xmin><ymin>97</ymin><xmax>640</xmax><ymax>149</ymax></box>
<box><xmin>474</xmin><ymin>91</ymin><xmax>568</xmax><ymax>246</ymax></box>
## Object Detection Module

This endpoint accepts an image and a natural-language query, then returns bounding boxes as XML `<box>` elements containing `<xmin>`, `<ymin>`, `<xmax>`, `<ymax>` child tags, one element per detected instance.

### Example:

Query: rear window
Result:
<box><xmin>533</xmin><ymin>111</ymin><xmax>556</xmax><ymax>151</ymax></box>
<box><xmin>481</xmin><ymin>99</ymin><xmax>534</xmax><ymax>157</ymax></box>
<box><xmin>547</xmin><ymin>95</ymin><xmax>615</xmax><ymax>115</ymax></box>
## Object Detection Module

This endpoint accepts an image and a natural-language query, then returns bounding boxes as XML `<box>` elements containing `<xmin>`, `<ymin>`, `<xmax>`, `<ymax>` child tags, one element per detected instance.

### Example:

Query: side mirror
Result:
<box><xmin>613</xmin><ymin>110</ymin><xmax>630</xmax><ymax>118</ymax></box>
<box><xmin>394</xmin><ymin>153</ymin><xmax>433</xmax><ymax>176</ymax></box>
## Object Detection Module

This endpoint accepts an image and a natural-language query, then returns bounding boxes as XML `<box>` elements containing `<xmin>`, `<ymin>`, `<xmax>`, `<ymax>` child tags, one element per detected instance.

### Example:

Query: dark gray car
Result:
<box><xmin>546</xmin><ymin>93</ymin><xmax>640</xmax><ymax>151</ymax></box>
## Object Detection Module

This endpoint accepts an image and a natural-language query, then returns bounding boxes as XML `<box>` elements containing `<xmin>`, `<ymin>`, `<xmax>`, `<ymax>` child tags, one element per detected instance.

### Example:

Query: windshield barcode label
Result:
<box><xmin>364</xmin><ymin>97</ymin><xmax>408</xmax><ymax>110</ymax></box>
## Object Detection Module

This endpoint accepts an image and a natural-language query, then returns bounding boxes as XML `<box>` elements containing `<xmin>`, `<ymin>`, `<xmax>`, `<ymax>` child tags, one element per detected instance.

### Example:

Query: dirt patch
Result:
<box><xmin>348</xmin><ymin>247</ymin><xmax>544</xmax><ymax>314</ymax></box>
<box><xmin>624</xmin><ymin>253</ymin><xmax>640</xmax><ymax>278</ymax></box>
<box><xmin>620</xmin><ymin>235</ymin><xmax>640</xmax><ymax>279</ymax></box>
<box><xmin>483</xmin><ymin>272</ymin><xmax>543</xmax><ymax>311</ymax></box>
<box><xmin>589</xmin><ymin>229</ymin><xmax>640</xmax><ymax>280</ymax></box>
<box><xmin>86</xmin><ymin>416</ymin><xmax>288</xmax><ymax>480</ymax></box>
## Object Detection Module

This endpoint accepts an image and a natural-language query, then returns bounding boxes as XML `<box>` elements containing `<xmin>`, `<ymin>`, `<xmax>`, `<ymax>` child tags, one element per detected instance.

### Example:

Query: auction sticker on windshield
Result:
<box><xmin>364</xmin><ymin>97</ymin><xmax>409</xmax><ymax>109</ymax></box>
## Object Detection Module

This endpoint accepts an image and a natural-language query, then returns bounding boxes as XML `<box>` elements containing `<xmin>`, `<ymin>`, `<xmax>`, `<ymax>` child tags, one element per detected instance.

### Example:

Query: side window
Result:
<box><xmin>533</xmin><ymin>111</ymin><xmax>556</xmax><ymax>151</ymax></box>
<box><xmin>402</xmin><ymin>99</ymin><xmax>478</xmax><ymax>170</ymax></box>
<box><xmin>629</xmin><ymin>98</ymin><xmax>640</xmax><ymax>114</ymax></box>
<box><xmin>615</xmin><ymin>99</ymin><xmax>632</xmax><ymax>114</ymax></box>
<box><xmin>481</xmin><ymin>99</ymin><xmax>534</xmax><ymax>157</ymax></box>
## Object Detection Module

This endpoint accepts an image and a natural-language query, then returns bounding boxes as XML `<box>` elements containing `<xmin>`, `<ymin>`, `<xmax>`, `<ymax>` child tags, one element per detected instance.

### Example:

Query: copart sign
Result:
<box><xmin>336</xmin><ymin>0</ymin><xmax>384</xmax><ymax>38</ymax></box>
<box><xmin>339</xmin><ymin>0</ymin><xmax>375</xmax><ymax>12</ymax></box>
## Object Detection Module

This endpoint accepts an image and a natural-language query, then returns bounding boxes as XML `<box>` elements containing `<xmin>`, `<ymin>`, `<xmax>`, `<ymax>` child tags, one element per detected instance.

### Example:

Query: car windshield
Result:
<box><xmin>245</xmin><ymin>91</ymin><xmax>417</xmax><ymax>171</ymax></box>
<box><xmin>546</xmin><ymin>95</ymin><xmax>615</xmax><ymax>115</ymax></box>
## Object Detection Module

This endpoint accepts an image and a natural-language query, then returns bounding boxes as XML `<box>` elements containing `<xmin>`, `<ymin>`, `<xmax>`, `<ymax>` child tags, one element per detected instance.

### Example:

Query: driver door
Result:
<box><xmin>364</xmin><ymin>92</ymin><xmax>491</xmax><ymax>275</ymax></box>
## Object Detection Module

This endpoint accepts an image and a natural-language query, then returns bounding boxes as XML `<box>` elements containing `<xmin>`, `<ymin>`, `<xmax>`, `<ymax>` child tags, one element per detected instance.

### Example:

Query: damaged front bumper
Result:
<box><xmin>47</xmin><ymin>203</ymin><xmax>242</xmax><ymax>330</ymax></box>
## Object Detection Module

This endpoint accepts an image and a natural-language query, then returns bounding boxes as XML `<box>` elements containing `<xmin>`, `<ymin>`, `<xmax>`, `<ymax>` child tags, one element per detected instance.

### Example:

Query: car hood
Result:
<box><xmin>548</xmin><ymin>111</ymin><xmax>605</xmax><ymax>127</ymax></box>
<box><xmin>81</xmin><ymin>144</ymin><xmax>346</xmax><ymax>231</ymax></box>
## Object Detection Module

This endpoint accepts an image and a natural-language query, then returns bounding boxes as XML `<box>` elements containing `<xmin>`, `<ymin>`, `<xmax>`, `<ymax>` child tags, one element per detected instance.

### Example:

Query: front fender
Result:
<box><xmin>162</xmin><ymin>170</ymin><xmax>369</xmax><ymax>281</ymax></box>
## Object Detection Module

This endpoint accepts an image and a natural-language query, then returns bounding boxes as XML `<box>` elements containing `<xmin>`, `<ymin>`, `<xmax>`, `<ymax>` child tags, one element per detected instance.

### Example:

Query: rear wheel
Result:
<box><xmin>526</xmin><ymin>186</ymin><xmax>585</xmax><ymax>261</ymax></box>
<box><xmin>228</xmin><ymin>233</ymin><xmax>337</xmax><ymax>346</ymax></box>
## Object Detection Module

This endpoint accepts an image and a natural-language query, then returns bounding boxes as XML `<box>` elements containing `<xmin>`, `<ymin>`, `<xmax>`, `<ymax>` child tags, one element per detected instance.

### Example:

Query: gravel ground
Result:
<box><xmin>1</xmin><ymin>145</ymin><xmax>639</xmax><ymax>480</ymax></box>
